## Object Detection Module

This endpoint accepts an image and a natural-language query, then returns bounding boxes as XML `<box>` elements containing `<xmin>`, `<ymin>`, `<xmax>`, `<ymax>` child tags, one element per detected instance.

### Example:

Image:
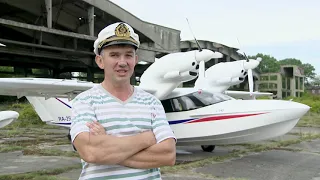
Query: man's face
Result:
<box><xmin>95</xmin><ymin>44</ymin><xmax>138</xmax><ymax>84</ymax></box>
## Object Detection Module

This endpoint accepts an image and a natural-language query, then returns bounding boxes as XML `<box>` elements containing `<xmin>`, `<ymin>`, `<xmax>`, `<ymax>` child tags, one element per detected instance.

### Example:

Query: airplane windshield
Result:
<box><xmin>161</xmin><ymin>91</ymin><xmax>232</xmax><ymax>113</ymax></box>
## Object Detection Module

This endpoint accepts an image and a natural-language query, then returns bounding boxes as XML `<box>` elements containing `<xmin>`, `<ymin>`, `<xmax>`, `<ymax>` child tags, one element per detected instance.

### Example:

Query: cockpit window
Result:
<box><xmin>161</xmin><ymin>91</ymin><xmax>232</xmax><ymax>113</ymax></box>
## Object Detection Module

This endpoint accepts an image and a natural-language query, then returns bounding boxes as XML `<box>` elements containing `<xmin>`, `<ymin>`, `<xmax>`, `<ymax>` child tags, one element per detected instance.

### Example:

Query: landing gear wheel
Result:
<box><xmin>201</xmin><ymin>145</ymin><xmax>215</xmax><ymax>152</ymax></box>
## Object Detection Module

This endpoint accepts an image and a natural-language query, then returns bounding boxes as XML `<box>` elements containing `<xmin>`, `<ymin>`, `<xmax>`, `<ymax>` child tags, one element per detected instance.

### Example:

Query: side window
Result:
<box><xmin>161</xmin><ymin>92</ymin><xmax>231</xmax><ymax>113</ymax></box>
<box><xmin>161</xmin><ymin>99</ymin><xmax>175</xmax><ymax>112</ymax></box>
<box><xmin>179</xmin><ymin>96</ymin><xmax>198</xmax><ymax>110</ymax></box>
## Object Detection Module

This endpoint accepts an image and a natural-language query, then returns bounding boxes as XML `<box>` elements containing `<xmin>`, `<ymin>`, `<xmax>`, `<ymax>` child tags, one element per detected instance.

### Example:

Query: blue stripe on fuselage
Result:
<box><xmin>54</xmin><ymin>98</ymin><xmax>193</xmax><ymax>125</ymax></box>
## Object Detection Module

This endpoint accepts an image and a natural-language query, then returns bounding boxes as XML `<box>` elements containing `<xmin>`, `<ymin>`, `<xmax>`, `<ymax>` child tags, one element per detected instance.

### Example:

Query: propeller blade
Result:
<box><xmin>199</xmin><ymin>60</ymin><xmax>205</xmax><ymax>78</ymax></box>
<box><xmin>248</xmin><ymin>69</ymin><xmax>253</xmax><ymax>96</ymax></box>
<box><xmin>243</xmin><ymin>52</ymin><xmax>249</xmax><ymax>62</ymax></box>
<box><xmin>186</xmin><ymin>18</ymin><xmax>202</xmax><ymax>52</ymax></box>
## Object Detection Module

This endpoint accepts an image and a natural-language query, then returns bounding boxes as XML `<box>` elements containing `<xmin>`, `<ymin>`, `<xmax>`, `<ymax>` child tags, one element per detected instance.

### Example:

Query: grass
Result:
<box><xmin>23</xmin><ymin>147</ymin><xmax>79</xmax><ymax>157</ymax></box>
<box><xmin>0</xmin><ymin>164</ymin><xmax>81</xmax><ymax>180</ymax></box>
<box><xmin>297</xmin><ymin>112</ymin><xmax>320</xmax><ymax>128</ymax></box>
<box><xmin>1</xmin><ymin>101</ymin><xmax>320</xmax><ymax>179</ymax></box>
<box><xmin>161</xmin><ymin>132</ymin><xmax>320</xmax><ymax>175</ymax></box>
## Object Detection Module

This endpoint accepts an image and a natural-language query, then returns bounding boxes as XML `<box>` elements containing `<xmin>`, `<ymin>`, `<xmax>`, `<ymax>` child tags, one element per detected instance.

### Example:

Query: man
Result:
<box><xmin>70</xmin><ymin>22</ymin><xmax>176</xmax><ymax>180</ymax></box>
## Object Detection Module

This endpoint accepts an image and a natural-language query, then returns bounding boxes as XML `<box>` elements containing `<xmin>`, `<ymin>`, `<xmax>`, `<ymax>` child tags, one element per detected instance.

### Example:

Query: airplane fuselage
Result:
<box><xmin>40</xmin><ymin>89</ymin><xmax>309</xmax><ymax>146</ymax></box>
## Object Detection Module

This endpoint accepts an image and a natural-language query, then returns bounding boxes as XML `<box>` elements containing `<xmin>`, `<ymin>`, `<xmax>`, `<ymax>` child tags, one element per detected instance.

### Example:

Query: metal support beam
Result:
<box><xmin>45</xmin><ymin>0</ymin><xmax>52</xmax><ymax>28</ymax></box>
<box><xmin>0</xmin><ymin>38</ymin><xmax>93</xmax><ymax>56</ymax></box>
<box><xmin>88</xmin><ymin>6</ymin><xmax>94</xmax><ymax>36</ymax></box>
<box><xmin>0</xmin><ymin>18</ymin><xmax>173</xmax><ymax>53</ymax></box>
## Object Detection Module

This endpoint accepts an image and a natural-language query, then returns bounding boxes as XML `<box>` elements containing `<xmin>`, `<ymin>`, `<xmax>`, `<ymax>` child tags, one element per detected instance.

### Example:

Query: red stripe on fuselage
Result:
<box><xmin>187</xmin><ymin>113</ymin><xmax>266</xmax><ymax>124</ymax></box>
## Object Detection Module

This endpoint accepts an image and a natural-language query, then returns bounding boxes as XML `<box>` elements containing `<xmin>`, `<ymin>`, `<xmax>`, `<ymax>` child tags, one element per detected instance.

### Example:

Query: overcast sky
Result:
<box><xmin>110</xmin><ymin>0</ymin><xmax>320</xmax><ymax>75</ymax></box>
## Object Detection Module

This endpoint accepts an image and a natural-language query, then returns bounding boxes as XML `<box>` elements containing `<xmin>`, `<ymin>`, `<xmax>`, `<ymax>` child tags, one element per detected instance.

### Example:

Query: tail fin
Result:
<box><xmin>26</xmin><ymin>96</ymin><xmax>72</xmax><ymax>126</ymax></box>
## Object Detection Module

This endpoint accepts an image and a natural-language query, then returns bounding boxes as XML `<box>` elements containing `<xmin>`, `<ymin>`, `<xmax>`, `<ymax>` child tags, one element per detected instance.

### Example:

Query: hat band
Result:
<box><xmin>98</xmin><ymin>36</ymin><xmax>139</xmax><ymax>49</ymax></box>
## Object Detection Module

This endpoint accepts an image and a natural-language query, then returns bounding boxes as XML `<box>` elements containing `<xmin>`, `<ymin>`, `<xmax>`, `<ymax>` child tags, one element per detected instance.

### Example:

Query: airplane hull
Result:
<box><xmin>0</xmin><ymin>111</ymin><xmax>19</xmax><ymax>128</ymax></box>
<box><xmin>174</xmin><ymin>117</ymin><xmax>300</xmax><ymax>146</ymax></box>
<box><xmin>20</xmin><ymin>96</ymin><xmax>310</xmax><ymax>147</ymax></box>
<box><xmin>167</xmin><ymin>100</ymin><xmax>310</xmax><ymax>146</ymax></box>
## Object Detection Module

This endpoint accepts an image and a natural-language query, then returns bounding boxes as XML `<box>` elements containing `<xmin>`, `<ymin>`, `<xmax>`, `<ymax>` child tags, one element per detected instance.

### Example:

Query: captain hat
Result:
<box><xmin>93</xmin><ymin>22</ymin><xmax>140</xmax><ymax>55</ymax></box>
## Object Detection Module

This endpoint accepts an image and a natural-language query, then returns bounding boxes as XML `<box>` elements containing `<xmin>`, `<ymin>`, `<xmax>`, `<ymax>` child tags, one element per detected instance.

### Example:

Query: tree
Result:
<box><xmin>278</xmin><ymin>58</ymin><xmax>302</xmax><ymax>66</ymax></box>
<box><xmin>311</xmin><ymin>75</ymin><xmax>320</xmax><ymax>86</ymax></box>
<box><xmin>248</xmin><ymin>53</ymin><xmax>280</xmax><ymax>73</ymax></box>
<box><xmin>301</xmin><ymin>63</ymin><xmax>316</xmax><ymax>80</ymax></box>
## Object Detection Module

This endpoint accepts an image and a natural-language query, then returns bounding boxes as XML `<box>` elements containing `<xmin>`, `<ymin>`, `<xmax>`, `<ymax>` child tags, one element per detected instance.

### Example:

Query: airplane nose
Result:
<box><xmin>195</xmin><ymin>50</ymin><xmax>223</xmax><ymax>63</ymax></box>
<box><xmin>281</xmin><ymin>100</ymin><xmax>310</xmax><ymax>117</ymax></box>
<box><xmin>243</xmin><ymin>60</ymin><xmax>260</xmax><ymax>70</ymax></box>
<box><xmin>295</xmin><ymin>102</ymin><xmax>310</xmax><ymax>113</ymax></box>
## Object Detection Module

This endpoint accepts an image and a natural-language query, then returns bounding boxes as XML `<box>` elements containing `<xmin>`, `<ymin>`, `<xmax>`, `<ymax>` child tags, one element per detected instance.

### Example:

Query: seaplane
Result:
<box><xmin>0</xmin><ymin>36</ymin><xmax>310</xmax><ymax>152</ymax></box>
<box><xmin>0</xmin><ymin>111</ymin><xmax>19</xmax><ymax>128</ymax></box>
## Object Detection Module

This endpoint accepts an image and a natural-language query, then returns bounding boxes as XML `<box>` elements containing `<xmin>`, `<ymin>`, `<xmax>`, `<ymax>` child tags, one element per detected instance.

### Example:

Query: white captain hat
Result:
<box><xmin>93</xmin><ymin>22</ymin><xmax>140</xmax><ymax>55</ymax></box>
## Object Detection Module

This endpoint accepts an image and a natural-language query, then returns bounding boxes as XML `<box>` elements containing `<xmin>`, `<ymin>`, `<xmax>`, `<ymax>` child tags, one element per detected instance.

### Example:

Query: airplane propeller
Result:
<box><xmin>186</xmin><ymin>18</ymin><xmax>205</xmax><ymax>80</ymax></box>
<box><xmin>186</xmin><ymin>18</ymin><xmax>202</xmax><ymax>52</ymax></box>
<box><xmin>237</xmin><ymin>39</ymin><xmax>262</xmax><ymax>97</ymax></box>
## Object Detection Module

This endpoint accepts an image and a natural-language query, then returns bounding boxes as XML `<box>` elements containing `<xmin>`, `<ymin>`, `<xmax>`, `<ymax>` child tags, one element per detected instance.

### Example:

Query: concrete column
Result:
<box><xmin>302</xmin><ymin>77</ymin><xmax>304</xmax><ymax>91</ymax></box>
<box><xmin>130</xmin><ymin>71</ymin><xmax>136</xmax><ymax>85</ymax></box>
<box><xmin>45</xmin><ymin>0</ymin><xmax>52</xmax><ymax>28</ymax></box>
<box><xmin>73</xmin><ymin>38</ymin><xmax>77</xmax><ymax>50</ymax></box>
<box><xmin>254</xmin><ymin>80</ymin><xmax>259</xmax><ymax>91</ymax></box>
<box><xmin>226</xmin><ymin>56</ymin><xmax>230</xmax><ymax>62</ymax></box>
<box><xmin>214</xmin><ymin>58</ymin><xmax>219</xmax><ymax>65</ymax></box>
<box><xmin>88</xmin><ymin>6</ymin><xmax>94</xmax><ymax>36</ymax></box>
<box><xmin>87</xmin><ymin>67</ymin><xmax>94</xmax><ymax>82</ymax></box>
<box><xmin>52</xmin><ymin>69</ymin><xmax>60</xmax><ymax>78</ymax></box>
<box><xmin>290</xmin><ymin>78</ymin><xmax>295</xmax><ymax>97</ymax></box>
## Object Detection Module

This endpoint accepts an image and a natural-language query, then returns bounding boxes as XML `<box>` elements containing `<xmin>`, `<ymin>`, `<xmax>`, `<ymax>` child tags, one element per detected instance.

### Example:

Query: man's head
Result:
<box><xmin>93</xmin><ymin>22</ymin><xmax>140</xmax><ymax>85</ymax></box>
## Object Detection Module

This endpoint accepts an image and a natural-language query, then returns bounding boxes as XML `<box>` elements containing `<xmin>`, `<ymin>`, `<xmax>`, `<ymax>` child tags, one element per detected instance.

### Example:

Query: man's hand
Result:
<box><xmin>86</xmin><ymin>120</ymin><xmax>106</xmax><ymax>135</ymax></box>
<box><xmin>86</xmin><ymin>121</ymin><xmax>156</xmax><ymax>146</ymax></box>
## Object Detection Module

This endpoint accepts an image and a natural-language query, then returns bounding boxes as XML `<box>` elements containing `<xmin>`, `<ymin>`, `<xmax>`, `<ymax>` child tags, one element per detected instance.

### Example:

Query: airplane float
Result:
<box><xmin>0</xmin><ymin>111</ymin><xmax>19</xmax><ymax>128</ymax></box>
<box><xmin>0</xmin><ymin>43</ymin><xmax>310</xmax><ymax>152</ymax></box>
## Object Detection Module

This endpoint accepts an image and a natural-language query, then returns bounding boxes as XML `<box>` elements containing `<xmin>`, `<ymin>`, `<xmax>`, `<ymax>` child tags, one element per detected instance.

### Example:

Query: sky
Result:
<box><xmin>110</xmin><ymin>0</ymin><xmax>320</xmax><ymax>75</ymax></box>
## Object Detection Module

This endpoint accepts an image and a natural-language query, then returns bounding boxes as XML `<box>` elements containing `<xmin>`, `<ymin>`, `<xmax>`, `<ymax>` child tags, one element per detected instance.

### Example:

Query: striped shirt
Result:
<box><xmin>70</xmin><ymin>84</ymin><xmax>176</xmax><ymax>180</ymax></box>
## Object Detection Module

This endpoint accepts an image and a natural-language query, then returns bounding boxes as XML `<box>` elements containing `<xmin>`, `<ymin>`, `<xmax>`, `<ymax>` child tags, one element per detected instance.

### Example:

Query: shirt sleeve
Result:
<box><xmin>150</xmin><ymin>98</ymin><xmax>177</xmax><ymax>144</ymax></box>
<box><xmin>70</xmin><ymin>95</ymin><xmax>97</xmax><ymax>143</ymax></box>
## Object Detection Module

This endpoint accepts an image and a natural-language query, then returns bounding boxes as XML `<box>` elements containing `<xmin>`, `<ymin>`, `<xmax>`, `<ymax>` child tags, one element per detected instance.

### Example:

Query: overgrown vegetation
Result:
<box><xmin>1</xmin><ymin>102</ymin><xmax>47</xmax><ymax>129</ymax></box>
<box><xmin>284</xmin><ymin>91</ymin><xmax>320</xmax><ymax>113</ymax></box>
<box><xmin>0</xmin><ymin>165</ymin><xmax>81</xmax><ymax>180</ymax></box>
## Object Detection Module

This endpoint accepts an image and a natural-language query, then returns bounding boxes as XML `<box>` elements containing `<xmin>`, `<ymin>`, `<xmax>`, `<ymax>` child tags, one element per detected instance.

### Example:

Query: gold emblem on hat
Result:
<box><xmin>115</xmin><ymin>23</ymin><xmax>130</xmax><ymax>37</ymax></box>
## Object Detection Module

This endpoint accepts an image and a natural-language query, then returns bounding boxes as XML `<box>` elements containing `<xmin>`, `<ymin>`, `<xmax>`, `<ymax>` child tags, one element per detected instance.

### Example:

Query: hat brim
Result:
<box><xmin>98</xmin><ymin>40</ymin><xmax>138</xmax><ymax>54</ymax></box>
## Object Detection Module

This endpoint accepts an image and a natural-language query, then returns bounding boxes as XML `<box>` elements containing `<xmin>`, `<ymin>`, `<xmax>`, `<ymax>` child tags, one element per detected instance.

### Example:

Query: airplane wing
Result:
<box><xmin>0</xmin><ymin>78</ymin><xmax>157</xmax><ymax>99</ymax></box>
<box><xmin>224</xmin><ymin>90</ymin><xmax>273</xmax><ymax>100</ymax></box>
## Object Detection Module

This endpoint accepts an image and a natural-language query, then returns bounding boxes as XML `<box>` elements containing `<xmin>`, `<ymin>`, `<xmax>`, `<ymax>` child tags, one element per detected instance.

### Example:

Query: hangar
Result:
<box><xmin>0</xmin><ymin>0</ymin><xmax>259</xmax><ymax>89</ymax></box>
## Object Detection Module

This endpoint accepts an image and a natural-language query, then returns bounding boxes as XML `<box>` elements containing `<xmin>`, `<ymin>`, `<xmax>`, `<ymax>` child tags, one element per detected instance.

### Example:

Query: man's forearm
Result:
<box><xmin>119</xmin><ymin>138</ymin><xmax>176</xmax><ymax>169</ymax></box>
<box><xmin>83</xmin><ymin>131</ymin><xmax>155</xmax><ymax>164</ymax></box>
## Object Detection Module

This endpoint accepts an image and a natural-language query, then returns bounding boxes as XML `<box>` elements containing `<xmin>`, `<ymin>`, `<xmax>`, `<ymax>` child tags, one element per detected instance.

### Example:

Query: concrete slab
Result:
<box><xmin>175</xmin><ymin>145</ymin><xmax>247</xmax><ymax>163</ymax></box>
<box><xmin>162</xmin><ymin>174</ymin><xmax>215</xmax><ymax>180</ymax></box>
<box><xmin>287</xmin><ymin>139</ymin><xmax>320</xmax><ymax>153</ymax></box>
<box><xmin>58</xmin><ymin>169</ymin><xmax>82</xmax><ymax>180</ymax></box>
<box><xmin>268</xmin><ymin>134</ymin><xmax>300</xmax><ymax>142</ymax></box>
<box><xmin>39</xmin><ymin>144</ymin><xmax>74</xmax><ymax>152</ymax></box>
<box><xmin>1</xmin><ymin>137</ymin><xmax>36</xmax><ymax>142</ymax></box>
<box><xmin>0</xmin><ymin>151</ymin><xmax>80</xmax><ymax>175</ymax></box>
<box><xmin>291</xmin><ymin>127</ymin><xmax>320</xmax><ymax>134</ymax></box>
<box><xmin>195</xmin><ymin>150</ymin><xmax>320</xmax><ymax>180</ymax></box>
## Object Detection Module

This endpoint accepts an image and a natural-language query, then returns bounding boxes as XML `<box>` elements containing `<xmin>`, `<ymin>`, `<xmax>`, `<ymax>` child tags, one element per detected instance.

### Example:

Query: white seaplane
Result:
<box><xmin>0</xmin><ymin>45</ymin><xmax>310</xmax><ymax>152</ymax></box>
<box><xmin>0</xmin><ymin>111</ymin><xmax>19</xmax><ymax>128</ymax></box>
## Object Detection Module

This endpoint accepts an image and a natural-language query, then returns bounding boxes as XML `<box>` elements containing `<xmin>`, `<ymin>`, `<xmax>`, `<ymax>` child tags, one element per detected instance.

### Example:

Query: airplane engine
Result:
<box><xmin>139</xmin><ymin>49</ymin><xmax>222</xmax><ymax>100</ymax></box>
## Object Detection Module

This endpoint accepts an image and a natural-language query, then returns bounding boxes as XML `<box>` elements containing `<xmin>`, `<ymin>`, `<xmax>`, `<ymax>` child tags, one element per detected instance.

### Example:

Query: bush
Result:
<box><xmin>7</xmin><ymin>102</ymin><xmax>45</xmax><ymax>128</ymax></box>
<box><xmin>284</xmin><ymin>92</ymin><xmax>320</xmax><ymax>113</ymax></box>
